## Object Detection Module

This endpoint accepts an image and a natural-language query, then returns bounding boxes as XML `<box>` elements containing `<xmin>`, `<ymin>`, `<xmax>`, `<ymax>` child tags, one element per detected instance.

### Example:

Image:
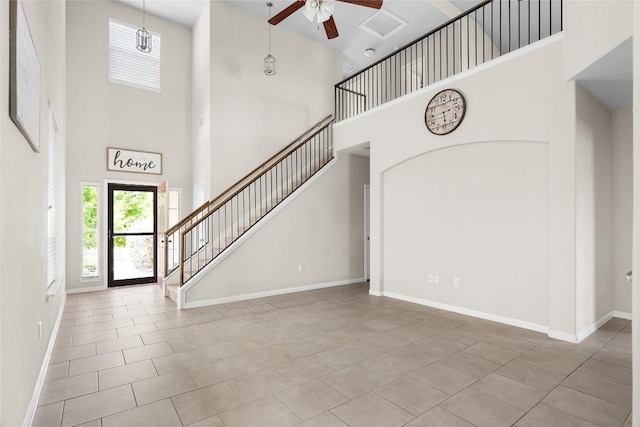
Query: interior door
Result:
<box><xmin>107</xmin><ymin>183</ymin><xmax>157</xmax><ymax>287</ymax></box>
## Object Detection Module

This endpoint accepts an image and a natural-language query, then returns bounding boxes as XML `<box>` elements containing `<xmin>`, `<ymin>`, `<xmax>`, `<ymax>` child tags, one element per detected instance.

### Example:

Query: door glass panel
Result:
<box><xmin>113</xmin><ymin>190</ymin><xmax>154</xmax><ymax>233</ymax></box>
<box><xmin>113</xmin><ymin>235</ymin><xmax>155</xmax><ymax>281</ymax></box>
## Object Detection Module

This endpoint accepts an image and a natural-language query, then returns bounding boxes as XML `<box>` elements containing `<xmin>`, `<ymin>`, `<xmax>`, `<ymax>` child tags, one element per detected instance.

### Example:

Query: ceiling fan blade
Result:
<box><xmin>337</xmin><ymin>0</ymin><xmax>383</xmax><ymax>9</ymax></box>
<box><xmin>268</xmin><ymin>1</ymin><xmax>306</xmax><ymax>25</ymax></box>
<box><xmin>323</xmin><ymin>16</ymin><xmax>339</xmax><ymax>39</ymax></box>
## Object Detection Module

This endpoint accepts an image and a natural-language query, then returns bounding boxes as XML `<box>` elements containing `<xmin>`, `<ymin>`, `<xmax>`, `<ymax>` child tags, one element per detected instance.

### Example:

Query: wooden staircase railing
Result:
<box><xmin>163</xmin><ymin>115</ymin><xmax>335</xmax><ymax>286</ymax></box>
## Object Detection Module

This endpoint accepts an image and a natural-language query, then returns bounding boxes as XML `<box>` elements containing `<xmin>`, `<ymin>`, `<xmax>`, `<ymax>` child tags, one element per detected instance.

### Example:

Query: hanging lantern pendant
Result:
<box><xmin>264</xmin><ymin>2</ymin><xmax>276</xmax><ymax>76</ymax></box>
<box><xmin>137</xmin><ymin>0</ymin><xmax>152</xmax><ymax>53</ymax></box>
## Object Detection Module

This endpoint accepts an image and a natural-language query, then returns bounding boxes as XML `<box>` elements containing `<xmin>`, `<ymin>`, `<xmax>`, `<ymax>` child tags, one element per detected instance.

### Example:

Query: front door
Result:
<box><xmin>107</xmin><ymin>183</ymin><xmax>157</xmax><ymax>287</ymax></box>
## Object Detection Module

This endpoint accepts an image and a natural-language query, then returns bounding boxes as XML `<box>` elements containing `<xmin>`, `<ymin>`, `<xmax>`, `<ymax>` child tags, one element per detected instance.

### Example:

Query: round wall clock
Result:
<box><xmin>424</xmin><ymin>89</ymin><xmax>466</xmax><ymax>135</ymax></box>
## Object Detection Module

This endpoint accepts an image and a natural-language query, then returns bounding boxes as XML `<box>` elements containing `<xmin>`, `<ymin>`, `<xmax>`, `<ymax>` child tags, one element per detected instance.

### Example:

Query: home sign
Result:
<box><xmin>107</xmin><ymin>147</ymin><xmax>163</xmax><ymax>175</ymax></box>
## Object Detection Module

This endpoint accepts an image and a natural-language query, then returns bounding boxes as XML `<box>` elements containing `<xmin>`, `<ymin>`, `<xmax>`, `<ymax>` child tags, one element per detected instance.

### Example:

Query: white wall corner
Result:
<box><xmin>575</xmin><ymin>311</ymin><xmax>615</xmax><ymax>343</ymax></box>
<box><xmin>613</xmin><ymin>310</ymin><xmax>632</xmax><ymax>320</ymax></box>
<box><xmin>23</xmin><ymin>293</ymin><xmax>67</xmax><ymax>427</ymax></box>
<box><xmin>547</xmin><ymin>330</ymin><xmax>579</xmax><ymax>344</ymax></box>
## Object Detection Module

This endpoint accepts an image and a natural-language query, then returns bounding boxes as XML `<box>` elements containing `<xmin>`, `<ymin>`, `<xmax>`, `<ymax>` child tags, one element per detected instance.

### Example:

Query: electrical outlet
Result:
<box><xmin>434</xmin><ymin>275</ymin><xmax>440</xmax><ymax>284</ymax></box>
<box><xmin>428</xmin><ymin>275</ymin><xmax>434</xmax><ymax>283</ymax></box>
<box><xmin>298</xmin><ymin>265</ymin><xmax>303</xmax><ymax>273</ymax></box>
<box><xmin>454</xmin><ymin>278</ymin><xmax>460</xmax><ymax>287</ymax></box>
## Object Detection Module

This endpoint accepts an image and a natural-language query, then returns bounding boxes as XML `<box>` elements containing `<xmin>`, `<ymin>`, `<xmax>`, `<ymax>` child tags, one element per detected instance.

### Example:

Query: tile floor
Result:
<box><xmin>33</xmin><ymin>283</ymin><xmax>632</xmax><ymax>427</ymax></box>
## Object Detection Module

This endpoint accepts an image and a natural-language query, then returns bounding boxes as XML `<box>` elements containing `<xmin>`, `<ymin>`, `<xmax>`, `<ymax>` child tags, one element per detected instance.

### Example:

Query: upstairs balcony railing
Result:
<box><xmin>335</xmin><ymin>0</ymin><xmax>563</xmax><ymax>121</ymax></box>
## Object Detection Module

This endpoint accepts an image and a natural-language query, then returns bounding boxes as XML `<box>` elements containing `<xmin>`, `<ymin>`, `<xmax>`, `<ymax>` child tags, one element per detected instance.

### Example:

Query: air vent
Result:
<box><xmin>359</xmin><ymin>10</ymin><xmax>407</xmax><ymax>40</ymax></box>
<box><xmin>342</xmin><ymin>63</ymin><xmax>356</xmax><ymax>74</ymax></box>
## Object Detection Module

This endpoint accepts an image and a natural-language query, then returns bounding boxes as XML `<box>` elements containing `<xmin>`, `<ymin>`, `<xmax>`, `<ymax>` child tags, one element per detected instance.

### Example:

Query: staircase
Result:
<box><xmin>163</xmin><ymin>115</ymin><xmax>334</xmax><ymax>304</ymax></box>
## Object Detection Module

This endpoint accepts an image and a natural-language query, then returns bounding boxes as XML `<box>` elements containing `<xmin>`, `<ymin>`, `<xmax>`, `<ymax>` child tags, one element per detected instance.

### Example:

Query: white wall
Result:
<box><xmin>186</xmin><ymin>154</ymin><xmax>370</xmax><ymax>303</ymax></box>
<box><xmin>208</xmin><ymin>1</ymin><xmax>342</xmax><ymax>197</ymax></box>
<box><xmin>631</xmin><ymin>1</ymin><xmax>640</xmax><ymax>418</ymax></box>
<box><xmin>335</xmin><ymin>36</ymin><xmax>580</xmax><ymax>337</ymax></box>
<box><xmin>0</xmin><ymin>0</ymin><xmax>67</xmax><ymax>425</ymax></box>
<box><xmin>192</xmin><ymin>2</ymin><xmax>211</xmax><ymax>202</ymax></box>
<box><xmin>66</xmin><ymin>1</ymin><xmax>192</xmax><ymax>291</ymax></box>
<box><xmin>564</xmin><ymin>0</ymin><xmax>633</xmax><ymax>80</ymax></box>
<box><xmin>612</xmin><ymin>108</ymin><xmax>633</xmax><ymax>313</ymax></box>
<box><xmin>575</xmin><ymin>84</ymin><xmax>613</xmax><ymax>333</ymax></box>
<box><xmin>383</xmin><ymin>142</ymin><xmax>549</xmax><ymax>327</ymax></box>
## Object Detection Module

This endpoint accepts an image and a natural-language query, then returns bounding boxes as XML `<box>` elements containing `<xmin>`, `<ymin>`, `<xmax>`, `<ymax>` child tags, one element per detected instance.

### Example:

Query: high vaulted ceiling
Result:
<box><xmin>115</xmin><ymin>0</ymin><xmax>485</xmax><ymax>76</ymax></box>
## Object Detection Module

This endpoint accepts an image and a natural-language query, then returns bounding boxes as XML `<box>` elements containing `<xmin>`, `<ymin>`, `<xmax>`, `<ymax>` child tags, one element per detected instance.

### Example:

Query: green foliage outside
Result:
<box><xmin>83</xmin><ymin>188</ymin><xmax>153</xmax><ymax>249</ymax></box>
<box><xmin>83</xmin><ymin>186</ymin><xmax>98</xmax><ymax>249</ymax></box>
<box><xmin>112</xmin><ymin>190</ymin><xmax>153</xmax><ymax>248</ymax></box>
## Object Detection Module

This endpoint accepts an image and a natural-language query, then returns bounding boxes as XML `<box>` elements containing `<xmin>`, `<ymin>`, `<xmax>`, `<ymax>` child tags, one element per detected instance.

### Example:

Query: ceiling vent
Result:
<box><xmin>359</xmin><ymin>10</ymin><xmax>407</xmax><ymax>40</ymax></box>
<box><xmin>342</xmin><ymin>63</ymin><xmax>356</xmax><ymax>74</ymax></box>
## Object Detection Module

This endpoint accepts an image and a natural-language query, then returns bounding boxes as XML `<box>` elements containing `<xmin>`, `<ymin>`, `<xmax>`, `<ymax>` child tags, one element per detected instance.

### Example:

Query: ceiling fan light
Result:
<box><xmin>320</xmin><ymin>1</ymin><xmax>335</xmax><ymax>16</ymax></box>
<box><xmin>302</xmin><ymin>6</ymin><xmax>317</xmax><ymax>22</ymax></box>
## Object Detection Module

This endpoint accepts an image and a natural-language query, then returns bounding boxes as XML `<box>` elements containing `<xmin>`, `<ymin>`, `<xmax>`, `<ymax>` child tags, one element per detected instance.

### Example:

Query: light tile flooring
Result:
<box><xmin>33</xmin><ymin>283</ymin><xmax>632</xmax><ymax>427</ymax></box>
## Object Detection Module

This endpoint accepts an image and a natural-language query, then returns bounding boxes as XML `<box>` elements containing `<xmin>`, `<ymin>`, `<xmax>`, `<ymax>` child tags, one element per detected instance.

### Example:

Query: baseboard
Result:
<box><xmin>575</xmin><ymin>311</ymin><xmax>616</xmax><ymax>343</ymax></box>
<box><xmin>613</xmin><ymin>310</ymin><xmax>632</xmax><ymax>320</ymax></box>
<box><xmin>183</xmin><ymin>277</ymin><xmax>365</xmax><ymax>309</ymax></box>
<box><xmin>382</xmin><ymin>291</ymin><xmax>550</xmax><ymax>335</ymax></box>
<box><xmin>369</xmin><ymin>289</ymin><xmax>383</xmax><ymax>297</ymax></box>
<box><xmin>66</xmin><ymin>285</ymin><xmax>105</xmax><ymax>294</ymax></box>
<box><xmin>23</xmin><ymin>292</ymin><xmax>67</xmax><ymax>427</ymax></box>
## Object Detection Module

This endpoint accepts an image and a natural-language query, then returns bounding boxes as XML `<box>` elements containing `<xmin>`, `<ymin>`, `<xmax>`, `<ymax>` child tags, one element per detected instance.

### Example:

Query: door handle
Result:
<box><xmin>626</xmin><ymin>271</ymin><xmax>632</xmax><ymax>283</ymax></box>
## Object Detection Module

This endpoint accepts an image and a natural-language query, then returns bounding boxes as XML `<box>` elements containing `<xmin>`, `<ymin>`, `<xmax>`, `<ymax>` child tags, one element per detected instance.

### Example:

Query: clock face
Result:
<box><xmin>425</xmin><ymin>89</ymin><xmax>466</xmax><ymax>135</ymax></box>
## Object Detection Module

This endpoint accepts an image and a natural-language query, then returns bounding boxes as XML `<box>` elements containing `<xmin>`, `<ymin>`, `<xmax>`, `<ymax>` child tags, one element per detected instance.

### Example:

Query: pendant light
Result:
<box><xmin>264</xmin><ymin>2</ymin><xmax>276</xmax><ymax>76</ymax></box>
<box><xmin>136</xmin><ymin>0</ymin><xmax>152</xmax><ymax>53</ymax></box>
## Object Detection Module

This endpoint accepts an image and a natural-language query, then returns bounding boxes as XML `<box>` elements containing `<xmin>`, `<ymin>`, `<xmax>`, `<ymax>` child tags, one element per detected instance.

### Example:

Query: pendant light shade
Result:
<box><xmin>137</xmin><ymin>0</ymin><xmax>152</xmax><ymax>53</ymax></box>
<box><xmin>264</xmin><ymin>2</ymin><xmax>276</xmax><ymax>76</ymax></box>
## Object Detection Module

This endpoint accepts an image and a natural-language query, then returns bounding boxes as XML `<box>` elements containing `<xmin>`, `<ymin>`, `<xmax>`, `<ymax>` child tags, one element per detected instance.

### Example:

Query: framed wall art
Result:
<box><xmin>10</xmin><ymin>0</ymin><xmax>41</xmax><ymax>153</ymax></box>
<box><xmin>107</xmin><ymin>148</ymin><xmax>163</xmax><ymax>175</ymax></box>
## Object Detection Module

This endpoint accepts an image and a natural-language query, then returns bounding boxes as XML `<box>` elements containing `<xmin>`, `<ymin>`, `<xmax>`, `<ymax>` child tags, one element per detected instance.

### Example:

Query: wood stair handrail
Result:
<box><xmin>165</xmin><ymin>115</ymin><xmax>333</xmax><ymax>237</ymax></box>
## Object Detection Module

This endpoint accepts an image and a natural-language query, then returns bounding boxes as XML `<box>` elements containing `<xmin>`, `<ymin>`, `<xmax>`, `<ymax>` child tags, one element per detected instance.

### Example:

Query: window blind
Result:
<box><xmin>108</xmin><ymin>20</ymin><xmax>161</xmax><ymax>91</ymax></box>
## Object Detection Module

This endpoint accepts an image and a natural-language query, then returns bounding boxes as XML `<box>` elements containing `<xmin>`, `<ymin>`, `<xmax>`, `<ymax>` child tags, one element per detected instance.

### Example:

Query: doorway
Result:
<box><xmin>107</xmin><ymin>183</ymin><xmax>157</xmax><ymax>287</ymax></box>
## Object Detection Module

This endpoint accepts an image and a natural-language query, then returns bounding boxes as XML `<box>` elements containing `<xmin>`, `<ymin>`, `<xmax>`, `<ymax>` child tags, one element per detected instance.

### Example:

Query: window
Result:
<box><xmin>168</xmin><ymin>188</ymin><xmax>181</xmax><ymax>228</ymax></box>
<box><xmin>82</xmin><ymin>183</ymin><xmax>101</xmax><ymax>279</ymax></box>
<box><xmin>108</xmin><ymin>19</ymin><xmax>161</xmax><ymax>91</ymax></box>
<box><xmin>47</xmin><ymin>107</ymin><xmax>58</xmax><ymax>296</ymax></box>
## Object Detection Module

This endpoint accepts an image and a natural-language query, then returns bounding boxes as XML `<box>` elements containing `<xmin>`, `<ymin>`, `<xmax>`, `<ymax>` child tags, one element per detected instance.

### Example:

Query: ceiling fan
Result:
<box><xmin>268</xmin><ymin>0</ymin><xmax>383</xmax><ymax>40</ymax></box>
